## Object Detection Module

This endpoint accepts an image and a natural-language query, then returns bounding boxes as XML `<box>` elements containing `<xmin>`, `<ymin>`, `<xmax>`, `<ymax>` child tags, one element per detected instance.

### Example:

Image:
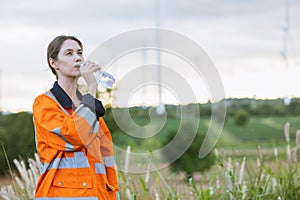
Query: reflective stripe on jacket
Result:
<box><xmin>33</xmin><ymin>85</ymin><xmax>119</xmax><ymax>199</ymax></box>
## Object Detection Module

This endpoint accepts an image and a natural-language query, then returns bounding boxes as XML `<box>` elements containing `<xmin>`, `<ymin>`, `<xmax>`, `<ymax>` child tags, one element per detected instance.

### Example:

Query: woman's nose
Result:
<box><xmin>74</xmin><ymin>54</ymin><xmax>82</xmax><ymax>62</ymax></box>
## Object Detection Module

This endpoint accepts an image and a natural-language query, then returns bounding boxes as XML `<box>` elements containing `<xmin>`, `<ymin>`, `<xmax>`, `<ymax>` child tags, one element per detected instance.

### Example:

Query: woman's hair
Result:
<box><xmin>47</xmin><ymin>35</ymin><xmax>83</xmax><ymax>79</ymax></box>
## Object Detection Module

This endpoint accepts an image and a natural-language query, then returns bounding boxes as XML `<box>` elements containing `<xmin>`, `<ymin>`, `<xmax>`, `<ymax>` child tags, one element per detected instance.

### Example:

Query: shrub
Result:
<box><xmin>234</xmin><ymin>109</ymin><xmax>249</xmax><ymax>126</ymax></box>
<box><xmin>161</xmin><ymin>121</ymin><xmax>215</xmax><ymax>178</ymax></box>
<box><xmin>0</xmin><ymin>112</ymin><xmax>35</xmax><ymax>175</ymax></box>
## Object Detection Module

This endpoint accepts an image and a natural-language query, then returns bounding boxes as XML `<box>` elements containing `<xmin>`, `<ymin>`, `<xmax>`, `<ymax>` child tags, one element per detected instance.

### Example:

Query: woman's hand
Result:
<box><xmin>79</xmin><ymin>61</ymin><xmax>101</xmax><ymax>97</ymax></box>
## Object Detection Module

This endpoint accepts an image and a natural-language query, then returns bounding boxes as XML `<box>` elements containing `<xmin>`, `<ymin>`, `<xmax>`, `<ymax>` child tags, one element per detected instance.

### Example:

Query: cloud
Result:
<box><xmin>0</xmin><ymin>0</ymin><xmax>156</xmax><ymax>27</ymax></box>
<box><xmin>0</xmin><ymin>0</ymin><xmax>299</xmax><ymax>111</ymax></box>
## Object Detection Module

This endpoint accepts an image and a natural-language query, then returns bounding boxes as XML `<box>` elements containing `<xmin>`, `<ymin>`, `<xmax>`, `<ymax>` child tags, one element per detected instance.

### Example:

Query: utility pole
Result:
<box><xmin>282</xmin><ymin>0</ymin><xmax>291</xmax><ymax>105</ymax></box>
<box><xmin>282</xmin><ymin>0</ymin><xmax>289</xmax><ymax>72</ymax></box>
<box><xmin>142</xmin><ymin>43</ymin><xmax>147</xmax><ymax>107</ymax></box>
<box><xmin>155</xmin><ymin>0</ymin><xmax>165</xmax><ymax>115</ymax></box>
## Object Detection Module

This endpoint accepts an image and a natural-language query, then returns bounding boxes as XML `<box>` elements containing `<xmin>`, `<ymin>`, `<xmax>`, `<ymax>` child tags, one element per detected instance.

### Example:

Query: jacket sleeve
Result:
<box><xmin>99</xmin><ymin>118</ymin><xmax>119</xmax><ymax>191</ymax></box>
<box><xmin>33</xmin><ymin>94</ymin><xmax>99</xmax><ymax>151</ymax></box>
<box><xmin>99</xmin><ymin>118</ymin><xmax>113</xmax><ymax>156</ymax></box>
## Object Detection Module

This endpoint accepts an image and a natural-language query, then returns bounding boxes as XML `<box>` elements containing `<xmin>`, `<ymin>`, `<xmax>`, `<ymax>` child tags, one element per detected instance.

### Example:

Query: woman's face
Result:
<box><xmin>54</xmin><ymin>39</ymin><xmax>84</xmax><ymax>79</ymax></box>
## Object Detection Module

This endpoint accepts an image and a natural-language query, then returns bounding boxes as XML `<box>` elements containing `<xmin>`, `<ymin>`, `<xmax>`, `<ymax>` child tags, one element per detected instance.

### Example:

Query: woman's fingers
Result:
<box><xmin>80</xmin><ymin>61</ymin><xmax>101</xmax><ymax>73</ymax></box>
<box><xmin>79</xmin><ymin>61</ymin><xmax>101</xmax><ymax>87</ymax></box>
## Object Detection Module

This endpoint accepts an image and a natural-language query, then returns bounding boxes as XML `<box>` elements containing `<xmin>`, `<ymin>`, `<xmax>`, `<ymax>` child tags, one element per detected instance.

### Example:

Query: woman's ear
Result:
<box><xmin>49</xmin><ymin>58</ymin><xmax>59</xmax><ymax>70</ymax></box>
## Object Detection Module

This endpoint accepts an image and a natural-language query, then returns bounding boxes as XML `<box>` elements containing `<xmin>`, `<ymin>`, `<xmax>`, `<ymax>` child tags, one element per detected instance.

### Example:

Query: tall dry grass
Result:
<box><xmin>1</xmin><ymin>122</ymin><xmax>300</xmax><ymax>199</ymax></box>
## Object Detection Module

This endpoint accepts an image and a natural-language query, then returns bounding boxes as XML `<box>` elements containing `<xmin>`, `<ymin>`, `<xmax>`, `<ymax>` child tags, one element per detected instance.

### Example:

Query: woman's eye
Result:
<box><xmin>66</xmin><ymin>52</ymin><xmax>72</xmax><ymax>55</ymax></box>
<box><xmin>78</xmin><ymin>51</ymin><xmax>83</xmax><ymax>55</ymax></box>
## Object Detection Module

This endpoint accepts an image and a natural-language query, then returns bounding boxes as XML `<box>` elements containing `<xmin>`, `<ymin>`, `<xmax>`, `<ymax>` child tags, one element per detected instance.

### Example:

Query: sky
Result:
<box><xmin>0</xmin><ymin>0</ymin><xmax>299</xmax><ymax>112</ymax></box>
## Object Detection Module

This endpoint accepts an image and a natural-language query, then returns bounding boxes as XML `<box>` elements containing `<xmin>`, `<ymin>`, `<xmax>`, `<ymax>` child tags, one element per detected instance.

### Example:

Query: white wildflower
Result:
<box><xmin>145</xmin><ymin>170</ymin><xmax>150</xmax><ymax>183</ymax></box>
<box><xmin>227</xmin><ymin>157</ymin><xmax>232</xmax><ymax>172</ymax></box>
<box><xmin>235</xmin><ymin>161</ymin><xmax>239</xmax><ymax>185</ymax></box>
<box><xmin>257</xmin><ymin>145</ymin><xmax>262</xmax><ymax>162</ymax></box>
<box><xmin>124</xmin><ymin>146</ymin><xmax>131</xmax><ymax>173</ymax></box>
<box><xmin>242</xmin><ymin>181</ymin><xmax>247</xmax><ymax>200</ymax></box>
<box><xmin>215</xmin><ymin>148</ymin><xmax>219</xmax><ymax>158</ymax></box>
<box><xmin>28</xmin><ymin>157</ymin><xmax>41</xmax><ymax>183</ymax></box>
<box><xmin>14</xmin><ymin>176</ymin><xmax>25</xmax><ymax>191</ymax></box>
<box><xmin>272</xmin><ymin>178</ymin><xmax>277</xmax><ymax>192</ymax></box>
<box><xmin>13</xmin><ymin>159</ymin><xmax>29</xmax><ymax>184</ymax></box>
<box><xmin>286</xmin><ymin>143</ymin><xmax>291</xmax><ymax>160</ymax></box>
<box><xmin>216</xmin><ymin>174</ymin><xmax>220</xmax><ymax>189</ymax></box>
<box><xmin>209</xmin><ymin>182</ymin><xmax>214</xmax><ymax>196</ymax></box>
<box><xmin>274</xmin><ymin>147</ymin><xmax>278</xmax><ymax>159</ymax></box>
<box><xmin>154</xmin><ymin>189</ymin><xmax>160</xmax><ymax>200</ymax></box>
<box><xmin>284</xmin><ymin>123</ymin><xmax>291</xmax><ymax>160</ymax></box>
<box><xmin>257</xmin><ymin>158</ymin><xmax>261</xmax><ymax>167</ymax></box>
<box><xmin>291</xmin><ymin>147</ymin><xmax>298</xmax><ymax>162</ymax></box>
<box><xmin>238</xmin><ymin>157</ymin><xmax>246</xmax><ymax>185</ymax></box>
<box><xmin>284</xmin><ymin>122</ymin><xmax>290</xmax><ymax>143</ymax></box>
<box><xmin>296</xmin><ymin>130</ymin><xmax>300</xmax><ymax>148</ymax></box>
<box><xmin>0</xmin><ymin>185</ymin><xmax>17</xmax><ymax>200</ymax></box>
<box><xmin>260</xmin><ymin>173</ymin><xmax>265</xmax><ymax>182</ymax></box>
<box><xmin>225</xmin><ymin>172</ymin><xmax>233</xmax><ymax>200</ymax></box>
<box><xmin>265</xmin><ymin>174</ymin><xmax>271</xmax><ymax>193</ymax></box>
<box><xmin>126</xmin><ymin>188</ymin><xmax>132</xmax><ymax>199</ymax></box>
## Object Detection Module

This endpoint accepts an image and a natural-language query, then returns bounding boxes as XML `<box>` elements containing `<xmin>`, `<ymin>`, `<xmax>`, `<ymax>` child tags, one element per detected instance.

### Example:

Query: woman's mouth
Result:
<box><xmin>75</xmin><ymin>62</ymin><xmax>82</xmax><ymax>68</ymax></box>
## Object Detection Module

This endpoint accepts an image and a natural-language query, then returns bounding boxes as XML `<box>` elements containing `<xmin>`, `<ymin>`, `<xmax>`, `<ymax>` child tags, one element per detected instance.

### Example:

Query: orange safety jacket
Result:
<box><xmin>33</xmin><ymin>82</ymin><xmax>119</xmax><ymax>200</ymax></box>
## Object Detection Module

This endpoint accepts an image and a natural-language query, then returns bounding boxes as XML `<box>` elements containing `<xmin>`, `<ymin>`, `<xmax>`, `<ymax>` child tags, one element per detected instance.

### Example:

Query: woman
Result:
<box><xmin>33</xmin><ymin>35</ymin><xmax>119</xmax><ymax>199</ymax></box>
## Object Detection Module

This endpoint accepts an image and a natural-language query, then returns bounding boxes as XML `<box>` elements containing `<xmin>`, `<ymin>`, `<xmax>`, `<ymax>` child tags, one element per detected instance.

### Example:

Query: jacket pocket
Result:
<box><xmin>106</xmin><ymin>183</ymin><xmax>117</xmax><ymax>192</ymax></box>
<box><xmin>104</xmin><ymin>166</ymin><xmax>119</xmax><ymax>192</ymax></box>
<box><xmin>53</xmin><ymin>175</ymin><xmax>92</xmax><ymax>189</ymax></box>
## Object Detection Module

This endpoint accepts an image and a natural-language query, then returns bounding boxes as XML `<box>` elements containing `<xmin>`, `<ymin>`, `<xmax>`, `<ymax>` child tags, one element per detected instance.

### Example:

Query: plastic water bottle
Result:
<box><xmin>93</xmin><ymin>70</ymin><xmax>115</xmax><ymax>89</ymax></box>
<box><xmin>77</xmin><ymin>62</ymin><xmax>115</xmax><ymax>89</ymax></box>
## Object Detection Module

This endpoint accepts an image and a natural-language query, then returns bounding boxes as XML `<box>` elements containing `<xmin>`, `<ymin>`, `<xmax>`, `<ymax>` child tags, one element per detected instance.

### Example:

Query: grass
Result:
<box><xmin>1</xmin><ymin>116</ymin><xmax>300</xmax><ymax>199</ymax></box>
<box><xmin>111</xmin><ymin>115</ymin><xmax>300</xmax><ymax>151</ymax></box>
<box><xmin>117</xmin><ymin>145</ymin><xmax>300</xmax><ymax>199</ymax></box>
<box><xmin>224</xmin><ymin>115</ymin><xmax>299</xmax><ymax>142</ymax></box>
<box><xmin>1</xmin><ymin>144</ymin><xmax>300</xmax><ymax>199</ymax></box>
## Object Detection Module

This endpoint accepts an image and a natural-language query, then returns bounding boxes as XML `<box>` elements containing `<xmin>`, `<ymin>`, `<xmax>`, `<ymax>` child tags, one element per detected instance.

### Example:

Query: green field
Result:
<box><xmin>109</xmin><ymin>114</ymin><xmax>300</xmax><ymax>153</ymax></box>
<box><xmin>1</xmin><ymin>113</ymin><xmax>300</xmax><ymax>199</ymax></box>
<box><xmin>218</xmin><ymin>115</ymin><xmax>299</xmax><ymax>148</ymax></box>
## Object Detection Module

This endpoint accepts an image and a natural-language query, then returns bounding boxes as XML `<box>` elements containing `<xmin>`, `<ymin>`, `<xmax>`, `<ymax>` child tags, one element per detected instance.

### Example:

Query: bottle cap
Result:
<box><xmin>76</xmin><ymin>62</ymin><xmax>82</xmax><ymax>68</ymax></box>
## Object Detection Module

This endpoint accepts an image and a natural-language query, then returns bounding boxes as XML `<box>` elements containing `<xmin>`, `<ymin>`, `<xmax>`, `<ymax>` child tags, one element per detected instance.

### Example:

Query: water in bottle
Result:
<box><xmin>94</xmin><ymin>70</ymin><xmax>115</xmax><ymax>89</ymax></box>
<box><xmin>77</xmin><ymin>62</ymin><xmax>115</xmax><ymax>89</ymax></box>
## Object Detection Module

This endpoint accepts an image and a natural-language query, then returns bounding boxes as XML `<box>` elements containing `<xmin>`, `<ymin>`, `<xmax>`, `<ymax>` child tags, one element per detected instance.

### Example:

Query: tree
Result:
<box><xmin>0</xmin><ymin>112</ymin><xmax>35</xmax><ymax>175</ymax></box>
<box><xmin>288</xmin><ymin>99</ymin><xmax>300</xmax><ymax>114</ymax></box>
<box><xmin>234</xmin><ymin>109</ymin><xmax>249</xmax><ymax>126</ymax></box>
<box><xmin>161</xmin><ymin>121</ymin><xmax>215</xmax><ymax>178</ymax></box>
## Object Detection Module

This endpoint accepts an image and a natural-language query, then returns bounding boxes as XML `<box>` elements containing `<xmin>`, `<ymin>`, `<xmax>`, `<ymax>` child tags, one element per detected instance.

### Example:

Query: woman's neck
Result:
<box><xmin>57</xmin><ymin>78</ymin><xmax>79</xmax><ymax>104</ymax></box>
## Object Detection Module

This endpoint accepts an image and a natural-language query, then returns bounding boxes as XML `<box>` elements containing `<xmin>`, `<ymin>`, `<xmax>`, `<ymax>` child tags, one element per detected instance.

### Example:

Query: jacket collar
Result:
<box><xmin>50</xmin><ymin>81</ymin><xmax>82</xmax><ymax>109</ymax></box>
